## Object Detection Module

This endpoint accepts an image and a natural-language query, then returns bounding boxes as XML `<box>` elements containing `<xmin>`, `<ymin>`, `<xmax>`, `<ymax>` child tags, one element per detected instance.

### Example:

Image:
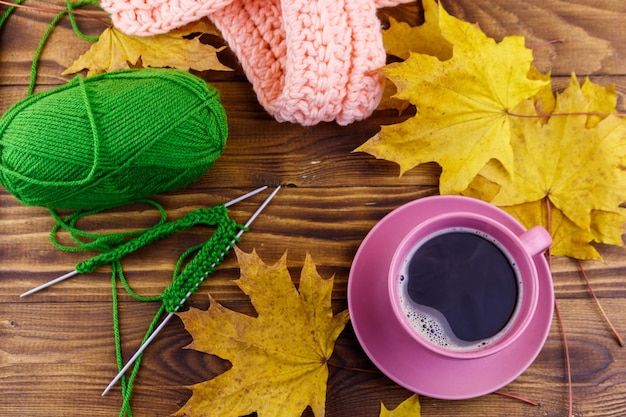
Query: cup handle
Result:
<box><xmin>518</xmin><ymin>226</ymin><xmax>552</xmax><ymax>257</ymax></box>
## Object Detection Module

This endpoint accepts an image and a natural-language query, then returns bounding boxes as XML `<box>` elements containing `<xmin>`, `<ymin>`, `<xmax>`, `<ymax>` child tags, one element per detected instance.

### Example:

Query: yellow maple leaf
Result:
<box><xmin>528</xmin><ymin>65</ymin><xmax>556</xmax><ymax>115</ymax></box>
<box><xmin>378</xmin><ymin>0</ymin><xmax>451</xmax><ymax>115</ymax></box>
<box><xmin>173</xmin><ymin>248</ymin><xmax>350</xmax><ymax>417</ymax></box>
<box><xmin>463</xmin><ymin>173</ymin><xmax>625</xmax><ymax>260</ymax></box>
<box><xmin>502</xmin><ymin>200</ymin><xmax>625</xmax><ymax>260</ymax></box>
<box><xmin>356</xmin><ymin>1</ymin><xmax>548</xmax><ymax>195</ymax></box>
<box><xmin>481</xmin><ymin>75</ymin><xmax>626</xmax><ymax>232</ymax></box>
<box><xmin>64</xmin><ymin>19</ymin><xmax>232</xmax><ymax>76</ymax></box>
<box><xmin>580</xmin><ymin>77</ymin><xmax>620</xmax><ymax>128</ymax></box>
<box><xmin>382</xmin><ymin>0</ymin><xmax>452</xmax><ymax>61</ymax></box>
<box><xmin>380</xmin><ymin>394</ymin><xmax>421</xmax><ymax>417</ymax></box>
<box><xmin>590</xmin><ymin>209</ymin><xmax>626</xmax><ymax>248</ymax></box>
<box><xmin>377</xmin><ymin>78</ymin><xmax>412</xmax><ymax>115</ymax></box>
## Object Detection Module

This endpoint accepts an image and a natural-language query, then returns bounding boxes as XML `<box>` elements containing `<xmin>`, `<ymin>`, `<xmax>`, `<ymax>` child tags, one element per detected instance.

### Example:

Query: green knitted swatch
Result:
<box><xmin>51</xmin><ymin>202</ymin><xmax>247</xmax><ymax>417</ymax></box>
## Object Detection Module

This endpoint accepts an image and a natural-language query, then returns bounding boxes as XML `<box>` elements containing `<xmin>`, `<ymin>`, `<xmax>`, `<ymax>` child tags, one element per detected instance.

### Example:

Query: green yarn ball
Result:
<box><xmin>0</xmin><ymin>68</ymin><xmax>227</xmax><ymax>209</ymax></box>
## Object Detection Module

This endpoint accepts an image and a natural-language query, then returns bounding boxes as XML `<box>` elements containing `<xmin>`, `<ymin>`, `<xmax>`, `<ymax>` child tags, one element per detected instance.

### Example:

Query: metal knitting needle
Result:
<box><xmin>20</xmin><ymin>186</ymin><xmax>269</xmax><ymax>298</ymax></box>
<box><xmin>102</xmin><ymin>185</ymin><xmax>280</xmax><ymax>396</ymax></box>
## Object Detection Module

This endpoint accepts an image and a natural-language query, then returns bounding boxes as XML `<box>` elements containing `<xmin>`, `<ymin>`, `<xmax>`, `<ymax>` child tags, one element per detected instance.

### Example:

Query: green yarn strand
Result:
<box><xmin>0</xmin><ymin>0</ymin><xmax>25</xmax><ymax>29</ymax></box>
<box><xmin>1</xmin><ymin>0</ymin><xmax>101</xmax><ymax>96</ymax></box>
<box><xmin>111</xmin><ymin>260</ymin><xmax>164</xmax><ymax>417</ymax></box>
<box><xmin>117</xmin><ymin>263</ymin><xmax>162</xmax><ymax>303</ymax></box>
<box><xmin>49</xmin><ymin>200</ymin><xmax>168</xmax><ymax>253</ymax></box>
<box><xmin>110</xmin><ymin>262</ymin><xmax>132</xmax><ymax>417</ymax></box>
<box><xmin>29</xmin><ymin>8</ymin><xmax>65</xmax><ymax>96</ymax></box>
<box><xmin>64</xmin><ymin>0</ymin><xmax>100</xmax><ymax>43</ymax></box>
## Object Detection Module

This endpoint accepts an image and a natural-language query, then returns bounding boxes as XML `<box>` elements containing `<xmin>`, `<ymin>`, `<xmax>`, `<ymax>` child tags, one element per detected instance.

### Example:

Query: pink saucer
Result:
<box><xmin>347</xmin><ymin>195</ymin><xmax>554</xmax><ymax>400</ymax></box>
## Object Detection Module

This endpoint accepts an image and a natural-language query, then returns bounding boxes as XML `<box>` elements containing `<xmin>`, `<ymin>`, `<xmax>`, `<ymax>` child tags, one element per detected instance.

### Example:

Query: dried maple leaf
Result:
<box><xmin>380</xmin><ymin>394</ymin><xmax>421</xmax><ymax>417</ymax></box>
<box><xmin>499</xmin><ymin>200</ymin><xmax>625</xmax><ymax>260</ymax></box>
<box><xmin>377</xmin><ymin>78</ymin><xmax>416</xmax><ymax>115</ymax></box>
<box><xmin>174</xmin><ymin>248</ymin><xmax>350</xmax><ymax>417</ymax></box>
<box><xmin>464</xmin><ymin>175</ymin><xmax>625</xmax><ymax>260</ymax></box>
<box><xmin>356</xmin><ymin>0</ymin><xmax>548</xmax><ymax>195</ymax></box>
<box><xmin>64</xmin><ymin>19</ymin><xmax>232</xmax><ymax>75</ymax></box>
<box><xmin>463</xmin><ymin>75</ymin><xmax>626</xmax><ymax>259</ymax></box>
<box><xmin>528</xmin><ymin>65</ymin><xmax>556</xmax><ymax>115</ymax></box>
<box><xmin>378</xmin><ymin>0</ymin><xmax>451</xmax><ymax>115</ymax></box>
<box><xmin>579</xmin><ymin>76</ymin><xmax>620</xmax><ymax>128</ymax></box>
<box><xmin>382</xmin><ymin>0</ymin><xmax>452</xmax><ymax>61</ymax></box>
<box><xmin>481</xmin><ymin>75</ymin><xmax>626</xmax><ymax>232</ymax></box>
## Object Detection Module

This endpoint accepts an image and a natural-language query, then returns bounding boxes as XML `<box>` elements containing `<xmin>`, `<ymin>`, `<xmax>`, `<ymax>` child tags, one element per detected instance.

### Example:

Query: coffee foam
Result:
<box><xmin>397</xmin><ymin>227</ymin><xmax>523</xmax><ymax>352</ymax></box>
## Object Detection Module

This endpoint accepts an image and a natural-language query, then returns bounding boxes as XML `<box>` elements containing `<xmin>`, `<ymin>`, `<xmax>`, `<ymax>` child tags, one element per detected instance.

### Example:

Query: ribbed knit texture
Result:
<box><xmin>0</xmin><ymin>68</ymin><xmax>227</xmax><ymax>209</ymax></box>
<box><xmin>100</xmin><ymin>0</ymin><xmax>414</xmax><ymax>126</ymax></box>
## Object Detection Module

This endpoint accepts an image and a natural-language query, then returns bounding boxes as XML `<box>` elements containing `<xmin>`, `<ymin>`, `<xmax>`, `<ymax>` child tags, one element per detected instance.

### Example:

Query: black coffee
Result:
<box><xmin>399</xmin><ymin>230</ymin><xmax>519</xmax><ymax>350</ymax></box>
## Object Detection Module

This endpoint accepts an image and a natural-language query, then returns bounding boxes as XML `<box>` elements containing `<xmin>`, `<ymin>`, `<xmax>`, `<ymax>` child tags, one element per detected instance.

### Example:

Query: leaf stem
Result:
<box><xmin>545</xmin><ymin>198</ymin><xmax>573</xmax><ymax>417</ymax></box>
<box><xmin>554</xmin><ymin>300</ymin><xmax>574</xmax><ymax>417</ymax></box>
<box><xmin>0</xmin><ymin>0</ymin><xmax>111</xmax><ymax>26</ymax></box>
<box><xmin>576</xmin><ymin>259</ymin><xmax>624</xmax><ymax>346</ymax></box>
<box><xmin>526</xmin><ymin>38</ymin><xmax>565</xmax><ymax>49</ymax></box>
<box><xmin>327</xmin><ymin>360</ymin><xmax>381</xmax><ymax>374</ymax></box>
<box><xmin>507</xmin><ymin>110</ymin><xmax>626</xmax><ymax>119</ymax></box>
<box><xmin>494</xmin><ymin>391</ymin><xmax>540</xmax><ymax>406</ymax></box>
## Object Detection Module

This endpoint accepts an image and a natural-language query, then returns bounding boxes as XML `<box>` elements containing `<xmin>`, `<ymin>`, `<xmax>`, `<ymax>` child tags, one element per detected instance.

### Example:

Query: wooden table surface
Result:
<box><xmin>2</xmin><ymin>1</ymin><xmax>626</xmax><ymax>416</ymax></box>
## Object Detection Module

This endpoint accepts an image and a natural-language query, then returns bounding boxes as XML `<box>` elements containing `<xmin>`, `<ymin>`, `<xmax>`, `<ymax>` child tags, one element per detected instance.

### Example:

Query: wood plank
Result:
<box><xmin>441</xmin><ymin>0</ymin><xmax>626</xmax><ymax>76</ymax></box>
<box><xmin>2</xmin><ymin>297</ymin><xmax>626</xmax><ymax>416</ymax></box>
<box><xmin>4</xmin><ymin>186</ymin><xmax>626</xmax><ymax>301</ymax></box>
<box><xmin>1</xmin><ymin>1</ymin><xmax>625</xmax><ymax>86</ymax></box>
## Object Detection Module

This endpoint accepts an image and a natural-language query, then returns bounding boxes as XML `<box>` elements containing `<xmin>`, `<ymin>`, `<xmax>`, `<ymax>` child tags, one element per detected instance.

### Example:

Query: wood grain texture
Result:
<box><xmin>2</xmin><ymin>1</ymin><xmax>626</xmax><ymax>416</ymax></box>
<box><xmin>441</xmin><ymin>0</ymin><xmax>626</xmax><ymax>76</ymax></box>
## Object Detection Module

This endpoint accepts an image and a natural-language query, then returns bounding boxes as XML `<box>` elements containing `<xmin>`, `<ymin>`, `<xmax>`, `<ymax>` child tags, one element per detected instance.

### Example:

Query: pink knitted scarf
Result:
<box><xmin>101</xmin><ymin>0</ymin><xmax>413</xmax><ymax>126</ymax></box>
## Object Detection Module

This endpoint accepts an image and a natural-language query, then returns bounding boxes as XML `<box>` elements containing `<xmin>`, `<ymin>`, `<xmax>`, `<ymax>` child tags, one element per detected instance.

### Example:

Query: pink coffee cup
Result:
<box><xmin>388</xmin><ymin>211</ymin><xmax>552</xmax><ymax>360</ymax></box>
